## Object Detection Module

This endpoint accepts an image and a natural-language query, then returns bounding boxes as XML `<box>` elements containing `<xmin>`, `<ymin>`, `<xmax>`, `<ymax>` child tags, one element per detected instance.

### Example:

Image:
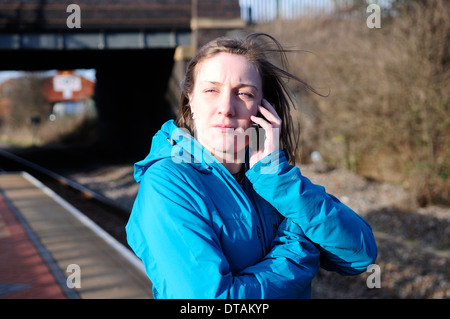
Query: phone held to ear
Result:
<box><xmin>252</xmin><ymin>111</ymin><xmax>263</xmax><ymax>128</ymax></box>
<box><xmin>251</xmin><ymin>111</ymin><xmax>265</xmax><ymax>151</ymax></box>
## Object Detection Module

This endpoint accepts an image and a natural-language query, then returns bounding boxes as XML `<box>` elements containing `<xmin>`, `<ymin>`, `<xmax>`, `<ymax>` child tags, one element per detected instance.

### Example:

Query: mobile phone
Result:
<box><xmin>251</xmin><ymin>111</ymin><xmax>265</xmax><ymax>151</ymax></box>
<box><xmin>252</xmin><ymin>111</ymin><xmax>264</xmax><ymax>127</ymax></box>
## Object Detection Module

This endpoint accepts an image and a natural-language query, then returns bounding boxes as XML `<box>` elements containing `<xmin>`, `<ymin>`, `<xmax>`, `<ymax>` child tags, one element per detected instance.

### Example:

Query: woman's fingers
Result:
<box><xmin>250</xmin><ymin>113</ymin><xmax>268</xmax><ymax>128</ymax></box>
<box><xmin>249</xmin><ymin>99</ymin><xmax>280</xmax><ymax>166</ymax></box>
<box><xmin>252</xmin><ymin>99</ymin><xmax>281</xmax><ymax>128</ymax></box>
<box><xmin>260</xmin><ymin>99</ymin><xmax>281</xmax><ymax>126</ymax></box>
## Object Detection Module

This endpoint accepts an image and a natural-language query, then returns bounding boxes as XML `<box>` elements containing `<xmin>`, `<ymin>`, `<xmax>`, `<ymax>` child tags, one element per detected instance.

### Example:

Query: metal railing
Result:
<box><xmin>239</xmin><ymin>0</ymin><xmax>390</xmax><ymax>24</ymax></box>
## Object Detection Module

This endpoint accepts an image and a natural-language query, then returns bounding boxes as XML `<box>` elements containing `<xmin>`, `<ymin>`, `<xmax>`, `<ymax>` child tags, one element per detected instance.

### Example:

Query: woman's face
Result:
<box><xmin>188</xmin><ymin>52</ymin><xmax>262</xmax><ymax>159</ymax></box>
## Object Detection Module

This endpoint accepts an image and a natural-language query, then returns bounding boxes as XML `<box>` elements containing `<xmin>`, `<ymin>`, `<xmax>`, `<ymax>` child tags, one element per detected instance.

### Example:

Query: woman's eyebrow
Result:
<box><xmin>237</xmin><ymin>83</ymin><xmax>259</xmax><ymax>91</ymax></box>
<box><xmin>200</xmin><ymin>81</ymin><xmax>259</xmax><ymax>91</ymax></box>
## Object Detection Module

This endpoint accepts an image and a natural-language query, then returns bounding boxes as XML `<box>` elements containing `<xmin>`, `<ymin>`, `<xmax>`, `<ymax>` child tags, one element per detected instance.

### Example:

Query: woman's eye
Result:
<box><xmin>238</xmin><ymin>92</ymin><xmax>254</xmax><ymax>98</ymax></box>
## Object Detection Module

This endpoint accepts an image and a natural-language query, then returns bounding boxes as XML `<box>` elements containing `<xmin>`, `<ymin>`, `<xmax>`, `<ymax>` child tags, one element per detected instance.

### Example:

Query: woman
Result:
<box><xmin>126</xmin><ymin>33</ymin><xmax>377</xmax><ymax>299</ymax></box>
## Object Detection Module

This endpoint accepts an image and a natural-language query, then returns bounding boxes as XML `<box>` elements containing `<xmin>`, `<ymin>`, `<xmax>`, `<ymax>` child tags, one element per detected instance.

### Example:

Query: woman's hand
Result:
<box><xmin>249</xmin><ymin>99</ymin><xmax>281</xmax><ymax>169</ymax></box>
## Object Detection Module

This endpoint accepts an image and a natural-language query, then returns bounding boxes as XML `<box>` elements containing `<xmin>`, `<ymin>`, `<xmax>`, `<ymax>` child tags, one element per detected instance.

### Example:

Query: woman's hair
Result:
<box><xmin>175</xmin><ymin>32</ymin><xmax>323</xmax><ymax>164</ymax></box>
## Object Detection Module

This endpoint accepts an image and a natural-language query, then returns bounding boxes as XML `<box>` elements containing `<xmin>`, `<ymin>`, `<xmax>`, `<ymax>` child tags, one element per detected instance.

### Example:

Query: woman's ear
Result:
<box><xmin>187</xmin><ymin>93</ymin><xmax>197</xmax><ymax>115</ymax></box>
<box><xmin>187</xmin><ymin>93</ymin><xmax>193</xmax><ymax>108</ymax></box>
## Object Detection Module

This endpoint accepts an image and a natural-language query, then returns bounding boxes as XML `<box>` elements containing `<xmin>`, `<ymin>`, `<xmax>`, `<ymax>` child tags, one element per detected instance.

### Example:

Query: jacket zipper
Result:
<box><xmin>254</xmin><ymin>208</ymin><xmax>267</xmax><ymax>256</ymax></box>
<box><xmin>222</xmin><ymin>165</ymin><xmax>268</xmax><ymax>256</ymax></box>
<box><xmin>243</xmin><ymin>178</ymin><xmax>268</xmax><ymax>256</ymax></box>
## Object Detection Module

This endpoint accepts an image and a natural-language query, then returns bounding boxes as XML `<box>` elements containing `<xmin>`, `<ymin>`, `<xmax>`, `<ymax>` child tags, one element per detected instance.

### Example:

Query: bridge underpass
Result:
<box><xmin>0</xmin><ymin>0</ymin><xmax>244</xmax><ymax>159</ymax></box>
<box><xmin>1</xmin><ymin>48</ymin><xmax>177</xmax><ymax>158</ymax></box>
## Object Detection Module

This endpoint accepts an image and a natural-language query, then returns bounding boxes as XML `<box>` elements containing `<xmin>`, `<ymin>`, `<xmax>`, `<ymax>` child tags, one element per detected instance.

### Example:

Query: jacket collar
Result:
<box><xmin>134</xmin><ymin>120</ymin><xmax>217</xmax><ymax>183</ymax></box>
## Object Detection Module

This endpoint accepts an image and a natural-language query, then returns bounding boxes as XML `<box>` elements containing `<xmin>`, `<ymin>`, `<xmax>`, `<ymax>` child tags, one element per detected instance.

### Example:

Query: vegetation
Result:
<box><xmin>252</xmin><ymin>0</ymin><xmax>449</xmax><ymax>205</ymax></box>
<box><xmin>0</xmin><ymin>73</ymin><xmax>96</xmax><ymax>147</ymax></box>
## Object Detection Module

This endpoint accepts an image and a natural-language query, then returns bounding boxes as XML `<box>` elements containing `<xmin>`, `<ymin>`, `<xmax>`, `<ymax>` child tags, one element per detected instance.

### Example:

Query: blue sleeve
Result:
<box><xmin>126</xmin><ymin>164</ymin><xmax>319</xmax><ymax>299</ymax></box>
<box><xmin>240</xmin><ymin>218</ymin><xmax>319</xmax><ymax>298</ymax></box>
<box><xmin>246</xmin><ymin>150</ymin><xmax>378</xmax><ymax>275</ymax></box>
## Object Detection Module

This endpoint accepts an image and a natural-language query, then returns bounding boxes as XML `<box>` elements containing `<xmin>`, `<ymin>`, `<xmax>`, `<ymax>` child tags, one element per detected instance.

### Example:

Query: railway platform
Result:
<box><xmin>0</xmin><ymin>172</ymin><xmax>153</xmax><ymax>299</ymax></box>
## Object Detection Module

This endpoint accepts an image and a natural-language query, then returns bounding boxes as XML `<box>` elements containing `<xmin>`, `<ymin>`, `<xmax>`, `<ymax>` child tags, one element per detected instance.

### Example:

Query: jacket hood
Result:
<box><xmin>134</xmin><ymin>120</ymin><xmax>217</xmax><ymax>183</ymax></box>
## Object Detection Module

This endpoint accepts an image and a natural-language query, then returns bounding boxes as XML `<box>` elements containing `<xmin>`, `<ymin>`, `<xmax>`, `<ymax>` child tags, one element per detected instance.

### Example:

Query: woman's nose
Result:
<box><xmin>217</xmin><ymin>92</ymin><xmax>235</xmax><ymax>117</ymax></box>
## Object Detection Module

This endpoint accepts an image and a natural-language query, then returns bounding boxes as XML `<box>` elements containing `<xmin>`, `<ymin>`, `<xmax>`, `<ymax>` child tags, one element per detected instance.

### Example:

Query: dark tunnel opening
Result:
<box><xmin>0</xmin><ymin>48</ymin><xmax>178</xmax><ymax>161</ymax></box>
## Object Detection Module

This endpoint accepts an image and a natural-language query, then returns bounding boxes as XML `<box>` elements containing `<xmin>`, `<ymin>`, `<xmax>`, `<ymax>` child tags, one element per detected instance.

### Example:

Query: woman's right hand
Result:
<box><xmin>249</xmin><ymin>99</ymin><xmax>281</xmax><ymax>169</ymax></box>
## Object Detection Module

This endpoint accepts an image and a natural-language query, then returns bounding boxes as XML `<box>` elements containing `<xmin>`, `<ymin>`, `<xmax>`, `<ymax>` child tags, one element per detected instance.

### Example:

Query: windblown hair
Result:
<box><xmin>175</xmin><ymin>32</ymin><xmax>323</xmax><ymax>164</ymax></box>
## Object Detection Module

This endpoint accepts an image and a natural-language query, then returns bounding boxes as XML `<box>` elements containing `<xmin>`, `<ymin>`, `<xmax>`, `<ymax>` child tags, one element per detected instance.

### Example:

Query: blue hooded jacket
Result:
<box><xmin>126</xmin><ymin>120</ymin><xmax>377</xmax><ymax>298</ymax></box>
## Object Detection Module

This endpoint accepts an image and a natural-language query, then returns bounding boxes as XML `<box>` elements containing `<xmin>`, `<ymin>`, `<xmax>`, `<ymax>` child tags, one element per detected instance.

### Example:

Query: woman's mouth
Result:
<box><xmin>212</xmin><ymin>124</ymin><xmax>236</xmax><ymax>133</ymax></box>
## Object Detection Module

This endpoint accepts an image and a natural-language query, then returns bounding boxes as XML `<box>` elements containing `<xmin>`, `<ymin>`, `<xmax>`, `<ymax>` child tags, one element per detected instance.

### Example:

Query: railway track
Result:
<box><xmin>0</xmin><ymin>148</ymin><xmax>130</xmax><ymax>247</ymax></box>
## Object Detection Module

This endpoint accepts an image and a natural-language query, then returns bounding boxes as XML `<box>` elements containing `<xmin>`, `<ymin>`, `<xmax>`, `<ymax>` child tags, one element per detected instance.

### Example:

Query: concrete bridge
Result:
<box><xmin>0</xmin><ymin>0</ymin><xmax>245</xmax><ymax>157</ymax></box>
